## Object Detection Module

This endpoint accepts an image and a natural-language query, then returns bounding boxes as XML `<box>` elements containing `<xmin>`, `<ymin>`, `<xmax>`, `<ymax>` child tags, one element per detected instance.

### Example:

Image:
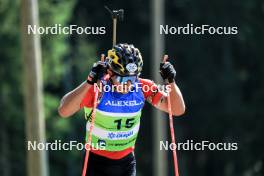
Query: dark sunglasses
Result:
<box><xmin>114</xmin><ymin>75</ymin><xmax>137</xmax><ymax>84</ymax></box>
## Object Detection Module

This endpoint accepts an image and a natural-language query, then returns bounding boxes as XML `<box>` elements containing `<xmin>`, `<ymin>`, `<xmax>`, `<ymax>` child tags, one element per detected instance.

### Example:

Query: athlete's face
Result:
<box><xmin>111</xmin><ymin>75</ymin><xmax>133</xmax><ymax>94</ymax></box>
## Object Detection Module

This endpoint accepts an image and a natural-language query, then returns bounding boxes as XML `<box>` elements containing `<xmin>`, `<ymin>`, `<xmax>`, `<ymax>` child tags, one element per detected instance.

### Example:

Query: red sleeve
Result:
<box><xmin>139</xmin><ymin>78</ymin><xmax>166</xmax><ymax>106</ymax></box>
<box><xmin>80</xmin><ymin>85</ymin><xmax>96</xmax><ymax>109</ymax></box>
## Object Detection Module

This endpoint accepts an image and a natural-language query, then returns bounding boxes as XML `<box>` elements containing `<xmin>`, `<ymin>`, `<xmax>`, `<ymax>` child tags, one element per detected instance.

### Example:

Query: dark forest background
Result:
<box><xmin>0</xmin><ymin>0</ymin><xmax>264</xmax><ymax>175</ymax></box>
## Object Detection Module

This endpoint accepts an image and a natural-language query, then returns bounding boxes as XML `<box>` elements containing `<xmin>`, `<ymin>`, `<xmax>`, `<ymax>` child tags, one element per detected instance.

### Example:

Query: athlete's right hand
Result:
<box><xmin>87</xmin><ymin>60</ymin><xmax>107</xmax><ymax>85</ymax></box>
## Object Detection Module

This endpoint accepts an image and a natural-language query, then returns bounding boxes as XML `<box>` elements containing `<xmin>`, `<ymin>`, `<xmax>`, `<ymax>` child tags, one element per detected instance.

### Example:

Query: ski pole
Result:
<box><xmin>163</xmin><ymin>55</ymin><xmax>180</xmax><ymax>176</ymax></box>
<box><xmin>105</xmin><ymin>6</ymin><xmax>124</xmax><ymax>47</ymax></box>
<box><xmin>82</xmin><ymin>55</ymin><xmax>108</xmax><ymax>176</ymax></box>
<box><xmin>81</xmin><ymin>86</ymin><xmax>98</xmax><ymax>176</ymax></box>
<box><xmin>82</xmin><ymin>7</ymin><xmax>123</xmax><ymax>175</ymax></box>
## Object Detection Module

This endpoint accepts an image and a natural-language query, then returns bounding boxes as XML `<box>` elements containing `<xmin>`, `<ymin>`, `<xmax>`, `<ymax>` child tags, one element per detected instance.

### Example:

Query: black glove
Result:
<box><xmin>87</xmin><ymin>61</ymin><xmax>107</xmax><ymax>85</ymax></box>
<box><xmin>160</xmin><ymin>62</ymin><xmax>176</xmax><ymax>83</ymax></box>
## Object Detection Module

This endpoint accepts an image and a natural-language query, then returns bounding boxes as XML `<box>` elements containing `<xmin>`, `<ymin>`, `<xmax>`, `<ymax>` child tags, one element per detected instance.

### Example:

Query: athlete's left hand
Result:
<box><xmin>160</xmin><ymin>56</ymin><xmax>176</xmax><ymax>83</ymax></box>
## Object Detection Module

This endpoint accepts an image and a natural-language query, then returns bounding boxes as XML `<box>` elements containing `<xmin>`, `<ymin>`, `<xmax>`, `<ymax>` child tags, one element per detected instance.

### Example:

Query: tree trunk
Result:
<box><xmin>21</xmin><ymin>0</ymin><xmax>49</xmax><ymax>176</ymax></box>
<box><xmin>151</xmin><ymin>0</ymin><xmax>168</xmax><ymax>175</ymax></box>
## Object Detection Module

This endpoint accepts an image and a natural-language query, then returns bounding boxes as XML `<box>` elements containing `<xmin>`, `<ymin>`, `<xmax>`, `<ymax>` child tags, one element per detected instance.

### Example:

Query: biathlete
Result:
<box><xmin>58</xmin><ymin>43</ymin><xmax>185</xmax><ymax>176</ymax></box>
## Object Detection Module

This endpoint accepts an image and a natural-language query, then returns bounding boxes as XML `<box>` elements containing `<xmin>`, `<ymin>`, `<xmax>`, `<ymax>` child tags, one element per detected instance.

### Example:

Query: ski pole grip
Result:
<box><xmin>163</xmin><ymin>54</ymin><xmax>169</xmax><ymax>63</ymax></box>
<box><xmin>162</xmin><ymin>55</ymin><xmax>169</xmax><ymax>84</ymax></box>
<box><xmin>100</xmin><ymin>54</ymin><xmax>110</xmax><ymax>81</ymax></box>
<box><xmin>100</xmin><ymin>54</ymin><xmax>105</xmax><ymax>61</ymax></box>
